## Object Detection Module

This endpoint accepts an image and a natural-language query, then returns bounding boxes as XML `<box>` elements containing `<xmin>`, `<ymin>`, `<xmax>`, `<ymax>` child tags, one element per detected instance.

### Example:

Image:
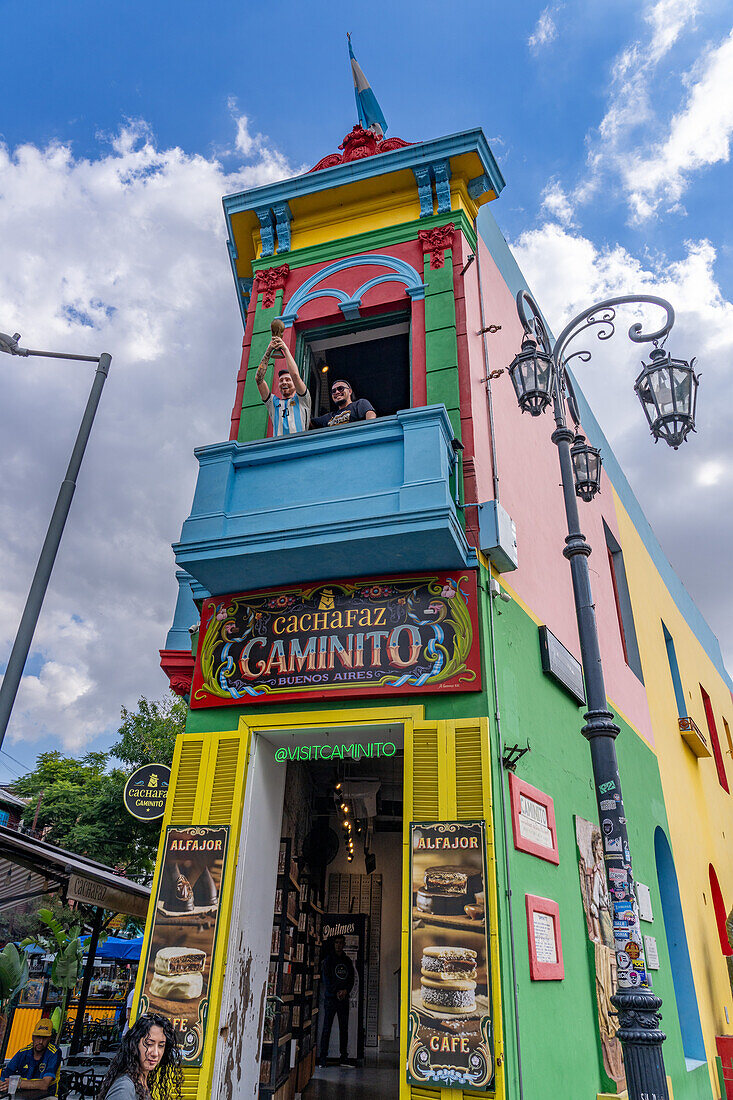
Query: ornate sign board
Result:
<box><xmin>508</xmin><ymin>774</ymin><xmax>559</xmax><ymax>864</ymax></box>
<box><xmin>67</xmin><ymin>873</ymin><xmax>149</xmax><ymax>920</ymax></box>
<box><xmin>139</xmin><ymin>826</ymin><xmax>230</xmax><ymax>1064</ymax></box>
<box><xmin>407</xmin><ymin>820</ymin><xmax>494</xmax><ymax>1092</ymax></box>
<box><xmin>525</xmin><ymin>895</ymin><xmax>564</xmax><ymax>980</ymax></box>
<box><xmin>191</xmin><ymin>572</ymin><xmax>481</xmax><ymax>708</ymax></box>
<box><xmin>123</xmin><ymin>764</ymin><xmax>171</xmax><ymax>821</ymax></box>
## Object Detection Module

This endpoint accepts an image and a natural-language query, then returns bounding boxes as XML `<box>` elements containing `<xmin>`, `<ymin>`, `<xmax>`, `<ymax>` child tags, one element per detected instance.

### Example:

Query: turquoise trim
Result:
<box><xmin>433</xmin><ymin>159</ymin><xmax>451</xmax><ymax>214</ymax></box>
<box><xmin>273</xmin><ymin>201</ymin><xmax>293</xmax><ymax>253</ymax></box>
<box><xmin>413</xmin><ymin>165</ymin><xmax>433</xmax><ymax>217</ymax></box>
<box><xmin>279</xmin><ymin>253</ymin><xmax>425</xmax><ymax>326</ymax></box>
<box><xmin>222</xmin><ymin>128</ymin><xmax>505</xmax><ymax>218</ymax></box>
<box><xmin>477</xmin><ymin>205</ymin><xmax>733</xmax><ymax>691</ymax></box>
<box><xmin>662</xmin><ymin>622</ymin><xmax>687</xmax><ymax>718</ymax></box>
<box><xmin>255</xmin><ymin>206</ymin><xmax>276</xmax><ymax>257</ymax></box>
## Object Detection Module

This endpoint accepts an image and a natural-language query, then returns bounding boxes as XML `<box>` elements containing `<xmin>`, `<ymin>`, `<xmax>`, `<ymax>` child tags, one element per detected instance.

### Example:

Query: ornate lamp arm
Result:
<box><xmin>551</xmin><ymin>293</ymin><xmax>675</xmax><ymax>374</ymax></box>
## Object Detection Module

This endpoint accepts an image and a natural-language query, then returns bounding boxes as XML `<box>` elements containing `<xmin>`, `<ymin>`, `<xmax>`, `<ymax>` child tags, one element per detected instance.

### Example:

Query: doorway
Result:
<box><xmin>304</xmin><ymin>321</ymin><xmax>411</xmax><ymax>420</ymax></box>
<box><xmin>255</xmin><ymin>726</ymin><xmax>404</xmax><ymax>1100</ymax></box>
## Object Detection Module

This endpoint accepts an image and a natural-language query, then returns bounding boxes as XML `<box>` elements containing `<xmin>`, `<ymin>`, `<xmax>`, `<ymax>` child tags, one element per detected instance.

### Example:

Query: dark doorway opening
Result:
<box><xmin>305</xmin><ymin>324</ymin><xmax>410</xmax><ymax>421</ymax></box>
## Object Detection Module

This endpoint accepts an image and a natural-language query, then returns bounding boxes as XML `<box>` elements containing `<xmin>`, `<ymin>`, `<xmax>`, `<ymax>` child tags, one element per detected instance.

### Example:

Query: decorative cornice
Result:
<box><xmin>253</xmin><ymin>264</ymin><xmax>290</xmax><ymax>308</ymax></box>
<box><xmin>418</xmin><ymin>223</ymin><xmax>456</xmax><ymax>268</ymax></box>
<box><xmin>251</xmin><ymin>211</ymin><xmax>476</xmax><ymax>275</ymax></box>
<box><xmin>310</xmin><ymin>125</ymin><xmax>413</xmax><ymax>172</ymax></box>
<box><xmin>159</xmin><ymin>649</ymin><xmax>195</xmax><ymax>699</ymax></box>
<box><xmin>223</xmin><ymin>128</ymin><xmax>505</xmax><ymax>217</ymax></box>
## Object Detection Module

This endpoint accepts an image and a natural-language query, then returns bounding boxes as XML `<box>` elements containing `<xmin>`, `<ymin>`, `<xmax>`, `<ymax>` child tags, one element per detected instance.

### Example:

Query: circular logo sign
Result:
<box><xmin>123</xmin><ymin>764</ymin><xmax>171</xmax><ymax>821</ymax></box>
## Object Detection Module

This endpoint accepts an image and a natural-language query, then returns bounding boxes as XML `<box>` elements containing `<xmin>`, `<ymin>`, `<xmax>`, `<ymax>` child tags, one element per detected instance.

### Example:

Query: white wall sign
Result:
<box><xmin>518</xmin><ymin>794</ymin><xmax>554</xmax><ymax>850</ymax></box>
<box><xmin>644</xmin><ymin>935</ymin><xmax>660</xmax><ymax>970</ymax></box>
<box><xmin>533</xmin><ymin>911</ymin><xmax>558</xmax><ymax>964</ymax></box>
<box><xmin>636</xmin><ymin>882</ymin><xmax>654</xmax><ymax>922</ymax></box>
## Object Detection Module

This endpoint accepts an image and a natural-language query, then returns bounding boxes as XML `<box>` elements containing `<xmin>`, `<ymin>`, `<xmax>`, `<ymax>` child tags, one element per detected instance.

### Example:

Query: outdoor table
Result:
<box><xmin>13</xmin><ymin>1090</ymin><xmax>53</xmax><ymax>1100</ymax></box>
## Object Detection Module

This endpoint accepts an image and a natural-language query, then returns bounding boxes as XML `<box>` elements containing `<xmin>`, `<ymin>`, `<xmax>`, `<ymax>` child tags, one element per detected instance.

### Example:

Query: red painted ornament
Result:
<box><xmin>310</xmin><ymin>126</ymin><xmax>413</xmax><ymax>172</ymax></box>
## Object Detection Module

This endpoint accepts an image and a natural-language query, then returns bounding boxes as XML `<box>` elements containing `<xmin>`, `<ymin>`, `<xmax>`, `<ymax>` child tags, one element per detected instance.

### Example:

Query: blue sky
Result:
<box><xmin>1</xmin><ymin>0</ymin><xmax>732</xmax><ymax>777</ymax></box>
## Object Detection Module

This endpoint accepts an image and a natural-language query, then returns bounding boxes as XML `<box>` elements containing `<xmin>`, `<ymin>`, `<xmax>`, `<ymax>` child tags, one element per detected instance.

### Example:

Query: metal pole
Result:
<box><xmin>0</xmin><ymin>352</ymin><xmax>111</xmax><ymax>750</ymax></box>
<box><xmin>550</xmin><ymin>381</ymin><xmax>669</xmax><ymax>1099</ymax></box>
<box><xmin>71</xmin><ymin>905</ymin><xmax>104</xmax><ymax>1055</ymax></box>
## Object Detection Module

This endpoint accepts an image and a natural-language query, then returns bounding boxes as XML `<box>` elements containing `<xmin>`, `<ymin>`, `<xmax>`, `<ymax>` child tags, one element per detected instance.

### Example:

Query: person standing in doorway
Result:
<box><xmin>318</xmin><ymin>935</ymin><xmax>355</xmax><ymax>1067</ymax></box>
<box><xmin>312</xmin><ymin>380</ymin><xmax>376</xmax><ymax>428</ymax></box>
<box><xmin>256</xmin><ymin>336</ymin><xmax>311</xmax><ymax>436</ymax></box>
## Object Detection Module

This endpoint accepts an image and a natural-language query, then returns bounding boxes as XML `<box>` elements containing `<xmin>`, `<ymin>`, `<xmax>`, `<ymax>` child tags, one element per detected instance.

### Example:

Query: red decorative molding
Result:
<box><xmin>159</xmin><ymin>649</ymin><xmax>195</xmax><ymax>699</ymax></box>
<box><xmin>418</xmin><ymin>223</ymin><xmax>456</xmax><ymax>268</ymax></box>
<box><xmin>310</xmin><ymin>126</ymin><xmax>413</xmax><ymax>172</ymax></box>
<box><xmin>525</xmin><ymin>895</ymin><xmax>564</xmax><ymax>980</ymax></box>
<box><xmin>509</xmin><ymin>773</ymin><xmax>560</xmax><ymax>864</ymax></box>
<box><xmin>254</xmin><ymin>264</ymin><xmax>290</xmax><ymax>309</ymax></box>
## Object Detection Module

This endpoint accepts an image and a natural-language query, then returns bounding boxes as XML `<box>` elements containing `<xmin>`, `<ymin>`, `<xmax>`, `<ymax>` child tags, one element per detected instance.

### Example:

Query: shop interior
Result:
<box><xmin>258</xmin><ymin>744</ymin><xmax>403</xmax><ymax>1100</ymax></box>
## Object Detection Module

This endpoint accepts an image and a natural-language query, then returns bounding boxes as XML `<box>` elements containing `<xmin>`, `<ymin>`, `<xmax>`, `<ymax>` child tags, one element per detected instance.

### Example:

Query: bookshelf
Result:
<box><xmin>259</xmin><ymin>838</ymin><xmax>323</xmax><ymax>1098</ymax></box>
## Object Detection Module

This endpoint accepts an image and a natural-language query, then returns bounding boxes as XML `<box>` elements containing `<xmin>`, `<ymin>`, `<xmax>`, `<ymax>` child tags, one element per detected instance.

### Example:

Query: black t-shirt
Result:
<box><xmin>312</xmin><ymin>398</ymin><xmax>375</xmax><ymax>428</ymax></box>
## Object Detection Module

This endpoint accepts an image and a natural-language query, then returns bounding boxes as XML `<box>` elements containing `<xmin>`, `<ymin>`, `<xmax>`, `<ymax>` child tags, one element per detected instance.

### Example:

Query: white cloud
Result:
<box><xmin>567</xmin><ymin>0</ymin><xmax>728</xmax><ymax>220</ymax></box>
<box><xmin>541</xmin><ymin>180</ymin><xmax>576</xmax><ymax>226</ymax></box>
<box><xmin>0</xmin><ymin>114</ymin><xmax>303</xmax><ymax>753</ymax></box>
<box><xmin>622</xmin><ymin>30</ymin><xmax>733</xmax><ymax>221</ymax></box>
<box><xmin>528</xmin><ymin>5</ymin><xmax>559</xmax><ymax>54</ymax></box>
<box><xmin>511</xmin><ymin>223</ymin><xmax>733</xmax><ymax>671</ymax></box>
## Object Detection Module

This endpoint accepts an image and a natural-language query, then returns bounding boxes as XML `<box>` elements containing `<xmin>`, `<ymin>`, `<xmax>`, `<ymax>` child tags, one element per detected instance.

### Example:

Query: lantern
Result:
<box><xmin>634</xmin><ymin>347</ymin><xmax>699</xmax><ymax>449</ymax></box>
<box><xmin>570</xmin><ymin>434</ymin><xmax>602</xmax><ymax>502</ymax></box>
<box><xmin>508</xmin><ymin>335</ymin><xmax>554</xmax><ymax>416</ymax></box>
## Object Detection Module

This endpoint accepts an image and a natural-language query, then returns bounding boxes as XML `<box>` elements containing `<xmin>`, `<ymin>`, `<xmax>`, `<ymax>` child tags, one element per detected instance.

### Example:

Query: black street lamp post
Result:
<box><xmin>508</xmin><ymin>291</ymin><xmax>699</xmax><ymax>1100</ymax></box>
<box><xmin>0</xmin><ymin>332</ymin><xmax>111</xmax><ymax>752</ymax></box>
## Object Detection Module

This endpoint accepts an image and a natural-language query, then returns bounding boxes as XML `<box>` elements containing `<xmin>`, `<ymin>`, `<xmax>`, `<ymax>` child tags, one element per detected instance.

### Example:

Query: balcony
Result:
<box><xmin>173</xmin><ymin>404</ymin><xmax>477</xmax><ymax>596</ymax></box>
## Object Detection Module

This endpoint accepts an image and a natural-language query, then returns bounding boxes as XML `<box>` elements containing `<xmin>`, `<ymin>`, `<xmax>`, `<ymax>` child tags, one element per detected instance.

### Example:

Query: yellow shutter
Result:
<box><xmin>401</xmin><ymin>717</ymin><xmax>503</xmax><ymax>1100</ymax></box>
<box><xmin>134</xmin><ymin>727</ymin><xmax>251</xmax><ymax>1100</ymax></box>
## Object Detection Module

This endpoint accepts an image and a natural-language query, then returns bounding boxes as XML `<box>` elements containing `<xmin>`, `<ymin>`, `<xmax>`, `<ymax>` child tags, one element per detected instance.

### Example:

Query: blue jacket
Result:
<box><xmin>1</xmin><ymin>1043</ymin><xmax>62</xmax><ymax>1094</ymax></box>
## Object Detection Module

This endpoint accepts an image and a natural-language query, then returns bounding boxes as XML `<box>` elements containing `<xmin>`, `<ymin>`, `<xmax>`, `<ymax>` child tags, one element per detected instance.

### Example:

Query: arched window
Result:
<box><xmin>708</xmin><ymin>864</ymin><xmax>732</xmax><ymax>957</ymax></box>
<box><xmin>654</xmin><ymin>827</ymin><xmax>706</xmax><ymax>1066</ymax></box>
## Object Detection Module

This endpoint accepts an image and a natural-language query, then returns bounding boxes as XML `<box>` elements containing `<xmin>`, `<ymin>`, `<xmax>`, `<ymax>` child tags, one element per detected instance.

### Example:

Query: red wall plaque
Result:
<box><xmin>525</xmin><ymin>894</ymin><xmax>564</xmax><ymax>980</ymax></box>
<box><xmin>190</xmin><ymin>572</ymin><xmax>481</xmax><ymax>708</ymax></box>
<box><xmin>508</xmin><ymin>773</ymin><xmax>559</xmax><ymax>864</ymax></box>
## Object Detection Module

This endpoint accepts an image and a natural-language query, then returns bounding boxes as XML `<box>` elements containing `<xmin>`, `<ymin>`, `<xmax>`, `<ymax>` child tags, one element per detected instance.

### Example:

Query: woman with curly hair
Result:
<box><xmin>97</xmin><ymin>1014</ymin><xmax>182</xmax><ymax>1100</ymax></box>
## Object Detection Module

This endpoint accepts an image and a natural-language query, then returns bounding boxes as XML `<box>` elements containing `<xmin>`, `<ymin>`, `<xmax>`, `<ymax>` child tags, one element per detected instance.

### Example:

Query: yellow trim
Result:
<box><xmin>133</xmin><ymin>727</ymin><xmax>252</xmax><ymax>1100</ymax></box>
<box><xmin>151</xmin><ymin>705</ymin><xmax>503</xmax><ymax>1099</ymax></box>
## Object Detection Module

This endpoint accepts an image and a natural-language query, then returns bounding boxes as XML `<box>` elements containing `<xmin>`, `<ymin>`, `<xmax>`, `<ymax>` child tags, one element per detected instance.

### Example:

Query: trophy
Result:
<box><xmin>270</xmin><ymin>319</ymin><xmax>285</xmax><ymax>358</ymax></box>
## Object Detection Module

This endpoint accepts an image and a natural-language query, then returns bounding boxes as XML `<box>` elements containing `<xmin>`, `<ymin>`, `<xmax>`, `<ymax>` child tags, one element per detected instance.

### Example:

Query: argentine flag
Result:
<box><xmin>348</xmin><ymin>34</ymin><xmax>388</xmax><ymax>138</ymax></box>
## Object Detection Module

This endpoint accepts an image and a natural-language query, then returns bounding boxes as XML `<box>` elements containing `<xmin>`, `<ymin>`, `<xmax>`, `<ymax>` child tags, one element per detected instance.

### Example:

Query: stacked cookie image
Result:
<box><xmin>149</xmin><ymin>947</ymin><xmax>206</xmax><ymax>1002</ymax></box>
<box><xmin>416</xmin><ymin>865</ymin><xmax>482</xmax><ymax>917</ymax></box>
<box><xmin>420</xmin><ymin>946</ymin><xmax>477</xmax><ymax>1015</ymax></box>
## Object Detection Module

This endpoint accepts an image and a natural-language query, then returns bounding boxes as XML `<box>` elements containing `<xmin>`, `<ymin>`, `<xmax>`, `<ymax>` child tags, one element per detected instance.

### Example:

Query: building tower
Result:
<box><xmin>146</xmin><ymin>103</ymin><xmax>733</xmax><ymax>1100</ymax></box>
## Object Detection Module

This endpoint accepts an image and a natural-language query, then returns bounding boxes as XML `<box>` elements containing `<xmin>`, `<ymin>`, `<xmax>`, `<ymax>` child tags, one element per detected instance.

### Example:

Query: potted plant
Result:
<box><xmin>0</xmin><ymin>943</ymin><xmax>29</xmax><ymax>1053</ymax></box>
<box><xmin>22</xmin><ymin>910</ymin><xmax>84</xmax><ymax>1043</ymax></box>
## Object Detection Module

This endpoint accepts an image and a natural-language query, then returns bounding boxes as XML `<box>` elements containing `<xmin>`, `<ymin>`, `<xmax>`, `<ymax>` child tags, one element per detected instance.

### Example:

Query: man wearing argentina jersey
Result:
<box><xmin>256</xmin><ymin>335</ymin><xmax>311</xmax><ymax>436</ymax></box>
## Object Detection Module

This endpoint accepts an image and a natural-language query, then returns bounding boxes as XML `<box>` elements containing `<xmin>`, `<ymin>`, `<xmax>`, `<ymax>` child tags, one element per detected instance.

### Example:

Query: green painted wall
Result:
<box><xmin>423</xmin><ymin>250</ymin><xmax>461</xmax><ymax>444</ymax></box>
<box><xmin>482</xmin><ymin>582</ymin><xmax>712</xmax><ymax>1100</ymax></box>
<box><xmin>237</xmin><ymin>288</ymin><xmax>286</xmax><ymax>443</ymax></box>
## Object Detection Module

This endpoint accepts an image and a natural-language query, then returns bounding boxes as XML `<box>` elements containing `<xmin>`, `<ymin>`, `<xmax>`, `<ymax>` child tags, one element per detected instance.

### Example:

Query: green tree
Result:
<box><xmin>11</xmin><ymin>694</ymin><xmax>186</xmax><ymax>876</ymax></box>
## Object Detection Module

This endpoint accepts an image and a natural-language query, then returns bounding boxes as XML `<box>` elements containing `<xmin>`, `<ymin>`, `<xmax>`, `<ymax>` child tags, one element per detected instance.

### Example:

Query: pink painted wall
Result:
<box><xmin>472</xmin><ymin>236</ymin><xmax>654</xmax><ymax>745</ymax></box>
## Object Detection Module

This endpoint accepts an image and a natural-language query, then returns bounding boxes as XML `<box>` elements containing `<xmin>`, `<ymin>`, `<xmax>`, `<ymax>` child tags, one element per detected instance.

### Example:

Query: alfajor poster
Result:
<box><xmin>407</xmin><ymin>820</ymin><xmax>494</xmax><ymax>1091</ymax></box>
<box><xmin>139</xmin><ymin>826</ymin><xmax>229</xmax><ymax>1064</ymax></box>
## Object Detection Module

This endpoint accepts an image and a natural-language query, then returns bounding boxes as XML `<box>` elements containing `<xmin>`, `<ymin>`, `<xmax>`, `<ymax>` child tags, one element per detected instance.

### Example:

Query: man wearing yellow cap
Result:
<box><xmin>0</xmin><ymin>1018</ymin><xmax>62</xmax><ymax>1094</ymax></box>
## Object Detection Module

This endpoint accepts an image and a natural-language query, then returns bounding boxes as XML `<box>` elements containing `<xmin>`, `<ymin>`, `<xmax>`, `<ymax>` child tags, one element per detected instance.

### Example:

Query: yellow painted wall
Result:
<box><xmin>613</xmin><ymin>485</ymin><xmax>733</xmax><ymax>1093</ymax></box>
<box><xmin>146</xmin><ymin>706</ymin><xmax>503</xmax><ymax>1099</ymax></box>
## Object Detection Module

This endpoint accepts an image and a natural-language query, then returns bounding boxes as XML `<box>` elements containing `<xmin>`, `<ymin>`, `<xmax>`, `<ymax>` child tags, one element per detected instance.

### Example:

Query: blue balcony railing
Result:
<box><xmin>173</xmin><ymin>404</ymin><xmax>478</xmax><ymax>596</ymax></box>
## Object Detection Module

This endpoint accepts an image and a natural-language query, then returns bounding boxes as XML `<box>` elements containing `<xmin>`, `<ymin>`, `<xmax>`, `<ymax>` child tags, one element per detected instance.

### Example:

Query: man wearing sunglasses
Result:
<box><xmin>312</xmin><ymin>379</ymin><xmax>376</xmax><ymax>428</ymax></box>
<box><xmin>256</xmin><ymin>336</ymin><xmax>311</xmax><ymax>436</ymax></box>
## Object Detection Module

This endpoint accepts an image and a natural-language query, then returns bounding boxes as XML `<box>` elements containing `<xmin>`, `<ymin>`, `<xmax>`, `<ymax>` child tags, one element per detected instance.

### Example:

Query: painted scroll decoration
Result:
<box><xmin>191</xmin><ymin>573</ymin><xmax>480</xmax><ymax>707</ymax></box>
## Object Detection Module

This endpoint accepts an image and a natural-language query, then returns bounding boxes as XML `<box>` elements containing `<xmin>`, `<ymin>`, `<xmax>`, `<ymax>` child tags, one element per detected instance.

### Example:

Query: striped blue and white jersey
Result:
<box><xmin>264</xmin><ymin>390</ymin><xmax>312</xmax><ymax>436</ymax></box>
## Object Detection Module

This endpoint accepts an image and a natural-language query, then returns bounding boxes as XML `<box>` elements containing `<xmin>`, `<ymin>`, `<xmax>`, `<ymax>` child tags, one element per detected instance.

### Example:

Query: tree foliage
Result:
<box><xmin>11</xmin><ymin>694</ymin><xmax>186</xmax><ymax>877</ymax></box>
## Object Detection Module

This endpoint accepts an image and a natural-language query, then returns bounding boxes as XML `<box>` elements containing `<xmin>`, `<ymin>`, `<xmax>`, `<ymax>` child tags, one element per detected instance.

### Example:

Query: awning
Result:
<box><xmin>82</xmin><ymin>935</ymin><xmax>143</xmax><ymax>961</ymax></box>
<box><xmin>0</xmin><ymin>824</ymin><xmax>150</xmax><ymax>919</ymax></box>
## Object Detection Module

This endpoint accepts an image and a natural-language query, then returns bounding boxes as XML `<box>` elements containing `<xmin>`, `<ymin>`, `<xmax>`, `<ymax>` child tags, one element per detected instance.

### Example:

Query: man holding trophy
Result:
<box><xmin>256</xmin><ymin>321</ymin><xmax>311</xmax><ymax>437</ymax></box>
